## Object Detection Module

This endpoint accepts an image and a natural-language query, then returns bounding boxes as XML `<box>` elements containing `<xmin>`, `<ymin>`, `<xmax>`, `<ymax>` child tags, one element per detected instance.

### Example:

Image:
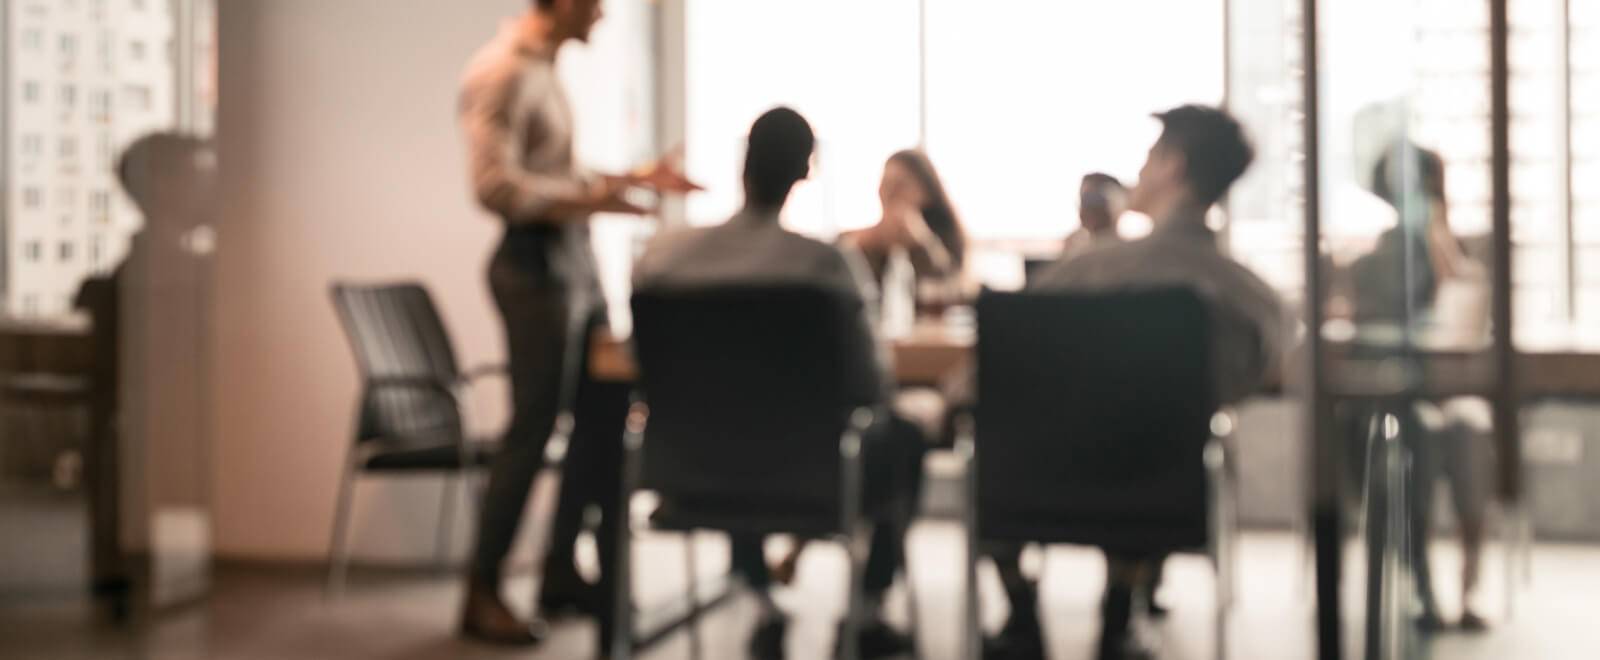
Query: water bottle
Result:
<box><xmin>882</xmin><ymin>246</ymin><xmax>915</xmax><ymax>338</ymax></box>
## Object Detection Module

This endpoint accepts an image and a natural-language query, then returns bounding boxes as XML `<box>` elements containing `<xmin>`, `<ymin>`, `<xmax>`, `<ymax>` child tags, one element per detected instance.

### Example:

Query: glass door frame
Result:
<box><xmin>1279</xmin><ymin>0</ymin><xmax>1521</xmax><ymax>657</ymax></box>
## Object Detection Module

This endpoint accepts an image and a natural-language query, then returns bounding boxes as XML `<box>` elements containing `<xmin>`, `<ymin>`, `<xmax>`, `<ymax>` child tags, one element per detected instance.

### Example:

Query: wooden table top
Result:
<box><xmin>592</xmin><ymin>322</ymin><xmax>1600</xmax><ymax>398</ymax></box>
<box><xmin>590</xmin><ymin>321</ymin><xmax>973</xmax><ymax>388</ymax></box>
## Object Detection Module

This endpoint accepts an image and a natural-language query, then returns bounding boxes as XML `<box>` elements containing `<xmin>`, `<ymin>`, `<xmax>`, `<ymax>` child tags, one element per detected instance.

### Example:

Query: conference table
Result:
<box><xmin>591</xmin><ymin>320</ymin><xmax>1600</xmax><ymax>397</ymax></box>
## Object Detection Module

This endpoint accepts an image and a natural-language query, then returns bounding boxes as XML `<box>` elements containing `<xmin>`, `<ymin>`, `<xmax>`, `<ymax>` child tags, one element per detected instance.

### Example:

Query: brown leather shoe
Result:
<box><xmin>459</xmin><ymin>581</ymin><xmax>547</xmax><ymax>646</ymax></box>
<box><xmin>771</xmin><ymin>545</ymin><xmax>804</xmax><ymax>586</ymax></box>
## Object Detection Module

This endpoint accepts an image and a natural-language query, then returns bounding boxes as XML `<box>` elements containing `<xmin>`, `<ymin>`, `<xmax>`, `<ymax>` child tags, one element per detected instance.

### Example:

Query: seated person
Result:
<box><xmin>1060</xmin><ymin>172</ymin><xmax>1128</xmax><ymax>259</ymax></box>
<box><xmin>632</xmin><ymin>107</ymin><xmax>927</xmax><ymax>659</ymax></box>
<box><xmin>974</xmin><ymin>106</ymin><xmax>1286</xmax><ymax>660</ymax></box>
<box><xmin>841</xmin><ymin>149</ymin><xmax>967</xmax><ymax>285</ymax></box>
<box><xmin>1352</xmin><ymin>142</ymin><xmax>1492</xmax><ymax>633</ymax></box>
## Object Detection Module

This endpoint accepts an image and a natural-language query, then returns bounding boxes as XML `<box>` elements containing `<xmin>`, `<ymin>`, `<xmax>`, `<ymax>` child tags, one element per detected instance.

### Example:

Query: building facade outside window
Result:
<box><xmin>3</xmin><ymin>0</ymin><xmax>213</xmax><ymax>316</ymax></box>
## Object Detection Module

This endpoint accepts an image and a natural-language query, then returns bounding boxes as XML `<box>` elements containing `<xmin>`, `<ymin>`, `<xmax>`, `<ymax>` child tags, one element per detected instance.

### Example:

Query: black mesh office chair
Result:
<box><xmin>957</xmin><ymin>288</ymin><xmax>1239</xmax><ymax>659</ymax></box>
<box><xmin>612</xmin><ymin>284</ymin><xmax>895</xmax><ymax>660</ymax></box>
<box><xmin>326</xmin><ymin>282</ymin><xmax>504</xmax><ymax>596</ymax></box>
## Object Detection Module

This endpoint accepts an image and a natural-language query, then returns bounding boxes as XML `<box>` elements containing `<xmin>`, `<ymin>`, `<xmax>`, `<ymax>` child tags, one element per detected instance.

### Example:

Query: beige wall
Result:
<box><xmin>213</xmin><ymin>0</ymin><xmax>652</xmax><ymax>561</ymax></box>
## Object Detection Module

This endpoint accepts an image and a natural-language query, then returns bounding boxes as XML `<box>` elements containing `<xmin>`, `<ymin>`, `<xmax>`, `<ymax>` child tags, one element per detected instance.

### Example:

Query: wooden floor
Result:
<box><xmin>4</xmin><ymin>522</ymin><xmax>1599</xmax><ymax>660</ymax></box>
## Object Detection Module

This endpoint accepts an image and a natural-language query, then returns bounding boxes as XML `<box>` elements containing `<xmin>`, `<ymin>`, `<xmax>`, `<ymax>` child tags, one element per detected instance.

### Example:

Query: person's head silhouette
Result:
<box><xmin>741</xmin><ymin>107</ymin><xmax>815</xmax><ymax>213</ymax></box>
<box><xmin>116</xmin><ymin>133</ymin><xmax>215</xmax><ymax>233</ymax></box>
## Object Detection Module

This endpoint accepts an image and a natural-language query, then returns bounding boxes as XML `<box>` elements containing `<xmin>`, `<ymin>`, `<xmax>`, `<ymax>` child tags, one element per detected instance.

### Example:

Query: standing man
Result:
<box><xmin>457</xmin><ymin>0</ymin><xmax>699</xmax><ymax>645</ymax></box>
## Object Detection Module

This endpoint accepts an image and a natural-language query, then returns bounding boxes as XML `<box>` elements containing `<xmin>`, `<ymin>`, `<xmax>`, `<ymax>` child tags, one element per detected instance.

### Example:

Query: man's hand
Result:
<box><xmin>588</xmin><ymin>176</ymin><xmax>650</xmax><ymax>216</ymax></box>
<box><xmin>631</xmin><ymin>146</ymin><xmax>704</xmax><ymax>194</ymax></box>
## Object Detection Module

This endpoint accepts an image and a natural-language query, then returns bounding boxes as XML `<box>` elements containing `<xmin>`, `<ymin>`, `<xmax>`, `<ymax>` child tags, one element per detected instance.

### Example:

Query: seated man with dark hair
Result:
<box><xmin>633</xmin><ymin>107</ymin><xmax>926</xmax><ymax>659</ymax></box>
<box><xmin>977</xmin><ymin>106</ymin><xmax>1286</xmax><ymax>660</ymax></box>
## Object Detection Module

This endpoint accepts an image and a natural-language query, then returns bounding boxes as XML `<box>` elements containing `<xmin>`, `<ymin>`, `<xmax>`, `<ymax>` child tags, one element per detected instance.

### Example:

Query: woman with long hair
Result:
<box><xmin>842</xmin><ymin>149</ymin><xmax>968</xmax><ymax>283</ymax></box>
<box><xmin>768</xmin><ymin>151</ymin><xmax>966</xmax><ymax>590</ymax></box>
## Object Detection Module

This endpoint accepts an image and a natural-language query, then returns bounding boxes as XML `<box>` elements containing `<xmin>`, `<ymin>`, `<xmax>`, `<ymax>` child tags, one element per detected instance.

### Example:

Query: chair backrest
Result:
<box><xmin>630</xmin><ymin>284</ymin><xmax>880</xmax><ymax>508</ymax></box>
<box><xmin>330</xmin><ymin>282</ymin><xmax>463</xmax><ymax>447</ymax></box>
<box><xmin>975</xmin><ymin>288</ymin><xmax>1217</xmax><ymax>548</ymax></box>
<box><xmin>1023</xmin><ymin>257</ymin><xmax>1056</xmax><ymax>287</ymax></box>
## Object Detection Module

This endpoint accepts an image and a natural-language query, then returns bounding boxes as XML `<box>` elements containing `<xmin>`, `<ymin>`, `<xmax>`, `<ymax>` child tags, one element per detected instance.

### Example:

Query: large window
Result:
<box><xmin>1227</xmin><ymin>0</ymin><xmax>1600</xmax><ymax>332</ymax></box>
<box><xmin>679</xmin><ymin>1</ymin><xmax>1598</xmax><ymax>327</ymax></box>
<box><xmin>2</xmin><ymin>0</ymin><xmax>215</xmax><ymax>317</ymax></box>
<box><xmin>1568</xmin><ymin>0</ymin><xmax>1600</xmax><ymax>325</ymax></box>
<box><xmin>681</xmin><ymin>0</ymin><xmax>1220</xmax><ymax>240</ymax></box>
<box><xmin>923</xmin><ymin>0</ymin><xmax>1223</xmax><ymax>240</ymax></box>
<box><xmin>682</xmin><ymin>0</ymin><xmax>921</xmax><ymax>235</ymax></box>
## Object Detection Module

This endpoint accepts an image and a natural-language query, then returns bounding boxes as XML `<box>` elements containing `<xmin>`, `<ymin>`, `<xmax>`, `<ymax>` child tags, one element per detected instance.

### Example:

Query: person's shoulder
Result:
<box><xmin>1216</xmin><ymin>254</ymin><xmax>1283</xmax><ymax>306</ymax></box>
<box><xmin>1043</xmin><ymin>236</ymin><xmax>1140</xmax><ymax>278</ymax></box>
<box><xmin>791</xmin><ymin>231</ymin><xmax>855</xmax><ymax>271</ymax></box>
<box><xmin>777</xmin><ymin>231</ymin><xmax>868</xmax><ymax>296</ymax></box>
<box><xmin>459</xmin><ymin>28</ymin><xmax>533</xmax><ymax>97</ymax></box>
<box><xmin>792</xmin><ymin>228</ymin><xmax>848</xmax><ymax>255</ymax></box>
<box><xmin>634</xmin><ymin>225</ymin><xmax>712</xmax><ymax>284</ymax></box>
<box><xmin>640</xmin><ymin>224</ymin><xmax>714</xmax><ymax>260</ymax></box>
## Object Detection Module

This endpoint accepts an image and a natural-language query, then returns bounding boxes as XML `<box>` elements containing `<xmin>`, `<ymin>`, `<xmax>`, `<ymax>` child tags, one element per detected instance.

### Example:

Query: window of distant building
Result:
<box><xmin>98</xmin><ymin>34</ymin><xmax>114</xmax><ymax>71</ymax></box>
<box><xmin>23</xmin><ymin>187</ymin><xmax>44</xmax><ymax>210</ymax></box>
<box><xmin>24</xmin><ymin>29</ymin><xmax>44</xmax><ymax>52</ymax></box>
<box><xmin>97</xmin><ymin>134</ymin><xmax>114</xmax><ymax>167</ymax></box>
<box><xmin>59</xmin><ymin>241</ymin><xmax>75</xmax><ymax>263</ymax></box>
<box><xmin>90</xmin><ymin>89</ymin><xmax>111</xmax><ymax>120</ymax></box>
<box><xmin>60</xmin><ymin>84</ymin><xmax>77</xmax><ymax>108</ymax></box>
<box><xmin>59</xmin><ymin>137</ymin><xmax>78</xmax><ymax>158</ymax></box>
<box><xmin>25</xmin><ymin>241</ymin><xmax>43</xmax><ymax>262</ymax></box>
<box><xmin>22</xmin><ymin>134</ymin><xmax>44</xmax><ymax>158</ymax></box>
<box><xmin>23</xmin><ymin>81</ymin><xmax>41</xmax><ymax>104</ymax></box>
<box><xmin>124</xmin><ymin>85</ymin><xmax>153</xmax><ymax>112</ymax></box>
<box><xmin>130</xmin><ymin>40</ymin><xmax>147</xmax><ymax>62</ymax></box>
<box><xmin>59</xmin><ymin>34</ymin><xmax>77</xmax><ymax>58</ymax></box>
<box><xmin>90</xmin><ymin>190</ymin><xmax>111</xmax><ymax>219</ymax></box>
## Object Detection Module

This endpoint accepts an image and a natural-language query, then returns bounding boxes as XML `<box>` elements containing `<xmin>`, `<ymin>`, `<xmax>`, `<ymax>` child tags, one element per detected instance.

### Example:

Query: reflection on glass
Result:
<box><xmin>0</xmin><ymin>0</ymin><xmax>216</xmax><ymax>615</ymax></box>
<box><xmin>1316</xmin><ymin>0</ymin><xmax>1501</xmax><ymax>656</ymax></box>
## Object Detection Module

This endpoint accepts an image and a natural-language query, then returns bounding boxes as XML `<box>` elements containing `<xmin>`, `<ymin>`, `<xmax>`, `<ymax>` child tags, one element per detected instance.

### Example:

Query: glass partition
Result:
<box><xmin>1231</xmin><ymin>0</ymin><xmax>1527</xmax><ymax>657</ymax></box>
<box><xmin>1</xmin><ymin>0</ymin><xmax>216</xmax><ymax>616</ymax></box>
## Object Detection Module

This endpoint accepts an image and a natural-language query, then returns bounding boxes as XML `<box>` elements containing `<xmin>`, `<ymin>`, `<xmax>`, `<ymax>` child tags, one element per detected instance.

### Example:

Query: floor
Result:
<box><xmin>0</xmin><ymin>480</ymin><xmax>87</xmax><ymax>596</ymax></box>
<box><xmin>5</xmin><ymin>520</ymin><xmax>1600</xmax><ymax>660</ymax></box>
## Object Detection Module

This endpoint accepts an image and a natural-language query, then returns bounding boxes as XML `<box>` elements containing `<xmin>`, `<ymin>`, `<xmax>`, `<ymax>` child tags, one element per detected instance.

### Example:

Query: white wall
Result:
<box><xmin>214</xmin><ymin>0</ymin><xmax>652</xmax><ymax>561</ymax></box>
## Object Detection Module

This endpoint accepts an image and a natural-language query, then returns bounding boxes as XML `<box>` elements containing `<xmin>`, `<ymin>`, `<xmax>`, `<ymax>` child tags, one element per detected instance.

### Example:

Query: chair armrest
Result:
<box><xmin>620</xmin><ymin>396</ymin><xmax>649</xmax><ymax>524</ymax></box>
<box><xmin>1207</xmin><ymin>407</ymin><xmax>1239</xmax><ymax>478</ymax></box>
<box><xmin>951</xmin><ymin>410</ymin><xmax>976</xmax><ymax>467</ymax></box>
<box><xmin>838</xmin><ymin>407</ymin><xmax>875</xmax><ymax>575</ymax></box>
<box><xmin>461</xmin><ymin>363</ymin><xmax>509</xmax><ymax>382</ymax></box>
<box><xmin>367</xmin><ymin>374</ymin><xmax>456</xmax><ymax>397</ymax></box>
